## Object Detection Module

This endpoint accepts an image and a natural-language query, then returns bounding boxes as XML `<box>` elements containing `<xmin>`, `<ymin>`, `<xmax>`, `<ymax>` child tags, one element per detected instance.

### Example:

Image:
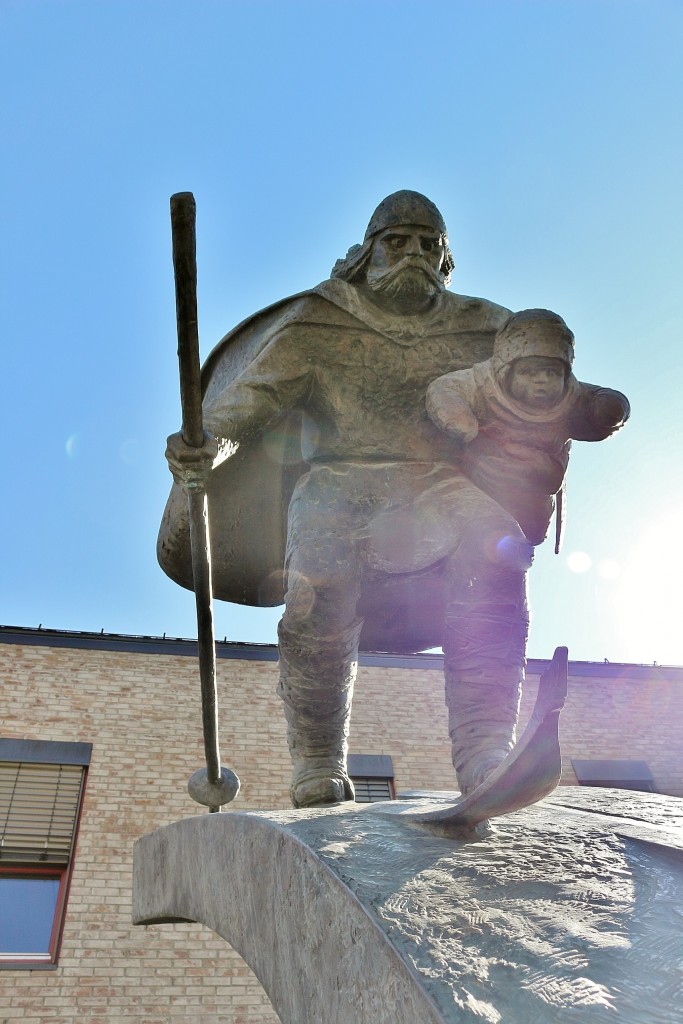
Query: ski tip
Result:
<box><xmin>545</xmin><ymin>646</ymin><xmax>569</xmax><ymax>683</ymax></box>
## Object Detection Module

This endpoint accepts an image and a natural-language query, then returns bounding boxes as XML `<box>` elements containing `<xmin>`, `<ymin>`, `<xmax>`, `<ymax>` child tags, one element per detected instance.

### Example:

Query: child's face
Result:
<box><xmin>506</xmin><ymin>356</ymin><xmax>566</xmax><ymax>410</ymax></box>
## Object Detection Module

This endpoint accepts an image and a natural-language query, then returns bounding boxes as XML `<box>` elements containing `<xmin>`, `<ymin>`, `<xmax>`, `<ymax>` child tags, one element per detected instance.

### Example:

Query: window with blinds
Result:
<box><xmin>0</xmin><ymin>762</ymin><xmax>85</xmax><ymax>864</ymax></box>
<box><xmin>348</xmin><ymin>754</ymin><xmax>395</xmax><ymax>803</ymax></box>
<box><xmin>0</xmin><ymin>739</ymin><xmax>91</xmax><ymax>968</ymax></box>
<box><xmin>351</xmin><ymin>776</ymin><xmax>395</xmax><ymax>802</ymax></box>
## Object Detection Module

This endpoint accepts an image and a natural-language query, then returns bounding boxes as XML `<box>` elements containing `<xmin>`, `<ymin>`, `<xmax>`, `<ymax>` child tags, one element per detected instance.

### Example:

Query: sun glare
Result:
<box><xmin>613</xmin><ymin>510</ymin><xmax>683</xmax><ymax>664</ymax></box>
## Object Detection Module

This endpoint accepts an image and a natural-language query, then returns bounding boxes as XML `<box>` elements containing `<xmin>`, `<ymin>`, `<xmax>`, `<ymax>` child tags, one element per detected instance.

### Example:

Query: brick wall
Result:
<box><xmin>1</xmin><ymin>629</ymin><xmax>681</xmax><ymax>1022</ymax></box>
<box><xmin>1</xmin><ymin>641</ymin><xmax>287</xmax><ymax>1023</ymax></box>
<box><xmin>561</xmin><ymin>669</ymin><xmax>683</xmax><ymax>796</ymax></box>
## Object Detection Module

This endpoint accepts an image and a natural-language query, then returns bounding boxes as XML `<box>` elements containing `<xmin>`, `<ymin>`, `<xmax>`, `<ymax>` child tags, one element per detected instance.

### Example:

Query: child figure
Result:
<box><xmin>426</xmin><ymin>308</ymin><xmax>630</xmax><ymax>549</ymax></box>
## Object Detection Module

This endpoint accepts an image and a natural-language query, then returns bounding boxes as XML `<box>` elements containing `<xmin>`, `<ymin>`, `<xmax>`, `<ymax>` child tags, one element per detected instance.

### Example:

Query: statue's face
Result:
<box><xmin>371</xmin><ymin>226</ymin><xmax>444</xmax><ymax>271</ymax></box>
<box><xmin>364</xmin><ymin>225</ymin><xmax>445</xmax><ymax>312</ymax></box>
<box><xmin>506</xmin><ymin>356</ymin><xmax>566</xmax><ymax>410</ymax></box>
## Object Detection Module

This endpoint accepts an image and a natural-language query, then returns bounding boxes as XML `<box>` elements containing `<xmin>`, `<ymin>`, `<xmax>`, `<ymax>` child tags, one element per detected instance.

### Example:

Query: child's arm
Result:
<box><xmin>426</xmin><ymin>371</ymin><xmax>480</xmax><ymax>443</ymax></box>
<box><xmin>568</xmin><ymin>384</ymin><xmax>630</xmax><ymax>441</ymax></box>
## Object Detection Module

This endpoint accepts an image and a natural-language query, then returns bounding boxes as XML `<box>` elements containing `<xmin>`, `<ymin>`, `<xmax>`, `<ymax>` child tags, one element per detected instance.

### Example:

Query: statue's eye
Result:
<box><xmin>390</xmin><ymin>236</ymin><xmax>406</xmax><ymax>248</ymax></box>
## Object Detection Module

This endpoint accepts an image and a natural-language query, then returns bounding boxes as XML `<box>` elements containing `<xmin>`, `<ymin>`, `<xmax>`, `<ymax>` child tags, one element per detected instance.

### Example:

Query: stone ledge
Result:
<box><xmin>133</xmin><ymin>788</ymin><xmax>683</xmax><ymax>1024</ymax></box>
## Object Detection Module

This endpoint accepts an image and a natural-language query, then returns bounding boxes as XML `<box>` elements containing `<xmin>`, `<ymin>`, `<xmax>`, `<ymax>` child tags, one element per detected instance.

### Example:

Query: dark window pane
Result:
<box><xmin>0</xmin><ymin>876</ymin><xmax>60</xmax><ymax>956</ymax></box>
<box><xmin>351</xmin><ymin>776</ymin><xmax>394</xmax><ymax>802</ymax></box>
<box><xmin>571</xmin><ymin>759</ymin><xmax>656</xmax><ymax>793</ymax></box>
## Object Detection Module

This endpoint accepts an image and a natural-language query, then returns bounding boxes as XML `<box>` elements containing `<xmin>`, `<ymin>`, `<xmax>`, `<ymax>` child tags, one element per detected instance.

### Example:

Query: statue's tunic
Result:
<box><xmin>158</xmin><ymin>279</ymin><xmax>511</xmax><ymax>652</ymax></box>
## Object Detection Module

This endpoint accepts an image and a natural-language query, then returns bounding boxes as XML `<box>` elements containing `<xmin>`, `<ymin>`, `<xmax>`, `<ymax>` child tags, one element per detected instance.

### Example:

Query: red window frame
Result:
<box><xmin>0</xmin><ymin>864</ymin><xmax>72</xmax><ymax>968</ymax></box>
<box><xmin>0</xmin><ymin>741</ymin><xmax>91</xmax><ymax>971</ymax></box>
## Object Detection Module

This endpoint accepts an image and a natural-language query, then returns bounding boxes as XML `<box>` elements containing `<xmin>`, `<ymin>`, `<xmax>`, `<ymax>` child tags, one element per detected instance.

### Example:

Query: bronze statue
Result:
<box><xmin>161</xmin><ymin>191</ymin><xmax>628</xmax><ymax>810</ymax></box>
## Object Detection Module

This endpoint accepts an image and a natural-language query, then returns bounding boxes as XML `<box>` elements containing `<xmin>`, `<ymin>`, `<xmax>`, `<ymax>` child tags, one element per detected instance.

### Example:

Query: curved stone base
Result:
<box><xmin>133</xmin><ymin>788</ymin><xmax>683</xmax><ymax>1024</ymax></box>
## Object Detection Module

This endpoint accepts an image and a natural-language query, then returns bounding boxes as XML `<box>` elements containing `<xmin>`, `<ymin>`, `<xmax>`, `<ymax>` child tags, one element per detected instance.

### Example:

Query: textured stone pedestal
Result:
<box><xmin>133</xmin><ymin>788</ymin><xmax>683</xmax><ymax>1024</ymax></box>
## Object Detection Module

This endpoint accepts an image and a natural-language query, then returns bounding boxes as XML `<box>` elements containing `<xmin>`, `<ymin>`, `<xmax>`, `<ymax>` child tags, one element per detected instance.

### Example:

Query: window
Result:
<box><xmin>348</xmin><ymin>754</ymin><xmax>395</xmax><ymax>803</ymax></box>
<box><xmin>571</xmin><ymin>758</ymin><xmax>656</xmax><ymax>793</ymax></box>
<box><xmin>0</xmin><ymin>739</ymin><xmax>91</xmax><ymax>968</ymax></box>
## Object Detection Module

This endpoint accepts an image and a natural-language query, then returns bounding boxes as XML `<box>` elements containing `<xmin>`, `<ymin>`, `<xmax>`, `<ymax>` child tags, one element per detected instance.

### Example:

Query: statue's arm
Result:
<box><xmin>166</xmin><ymin>331</ymin><xmax>314</xmax><ymax>488</ymax></box>
<box><xmin>426</xmin><ymin>370</ymin><xmax>480</xmax><ymax>444</ymax></box>
<box><xmin>165</xmin><ymin>428</ymin><xmax>223</xmax><ymax>490</ymax></box>
<box><xmin>203</xmin><ymin>341</ymin><xmax>313</xmax><ymax>439</ymax></box>
<box><xmin>567</xmin><ymin>383</ymin><xmax>631</xmax><ymax>442</ymax></box>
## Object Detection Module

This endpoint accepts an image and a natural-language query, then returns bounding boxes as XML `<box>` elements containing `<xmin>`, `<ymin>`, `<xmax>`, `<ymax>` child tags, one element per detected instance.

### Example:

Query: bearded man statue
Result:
<box><xmin>162</xmin><ymin>190</ymin><xmax>534</xmax><ymax>808</ymax></box>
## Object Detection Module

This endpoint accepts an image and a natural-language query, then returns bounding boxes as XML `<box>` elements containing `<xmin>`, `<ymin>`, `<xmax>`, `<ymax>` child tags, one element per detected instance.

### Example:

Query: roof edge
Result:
<box><xmin>1</xmin><ymin>625</ymin><xmax>681</xmax><ymax>679</ymax></box>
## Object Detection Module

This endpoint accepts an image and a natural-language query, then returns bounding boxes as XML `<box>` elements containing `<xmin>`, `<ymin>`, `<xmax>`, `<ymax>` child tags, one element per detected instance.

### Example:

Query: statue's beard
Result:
<box><xmin>365</xmin><ymin>257</ymin><xmax>444</xmax><ymax>312</ymax></box>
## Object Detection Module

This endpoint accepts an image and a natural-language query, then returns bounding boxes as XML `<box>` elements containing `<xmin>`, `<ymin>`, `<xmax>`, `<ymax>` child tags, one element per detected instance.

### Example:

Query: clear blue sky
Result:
<box><xmin>2</xmin><ymin>0</ymin><xmax>682</xmax><ymax>665</ymax></box>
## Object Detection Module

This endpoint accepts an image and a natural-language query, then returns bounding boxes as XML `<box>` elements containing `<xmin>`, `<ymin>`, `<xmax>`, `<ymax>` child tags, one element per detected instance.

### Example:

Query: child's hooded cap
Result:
<box><xmin>492</xmin><ymin>309</ymin><xmax>575</xmax><ymax>377</ymax></box>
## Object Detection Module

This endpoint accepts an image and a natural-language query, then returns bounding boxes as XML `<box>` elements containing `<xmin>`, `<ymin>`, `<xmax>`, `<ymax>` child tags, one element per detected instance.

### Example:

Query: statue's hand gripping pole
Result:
<box><xmin>170</xmin><ymin>191</ymin><xmax>239</xmax><ymax>812</ymax></box>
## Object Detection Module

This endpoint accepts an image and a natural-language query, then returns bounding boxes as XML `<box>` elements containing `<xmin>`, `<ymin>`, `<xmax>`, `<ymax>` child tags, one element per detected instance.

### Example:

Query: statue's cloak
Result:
<box><xmin>158</xmin><ymin>281</ymin><xmax>508</xmax><ymax>652</ymax></box>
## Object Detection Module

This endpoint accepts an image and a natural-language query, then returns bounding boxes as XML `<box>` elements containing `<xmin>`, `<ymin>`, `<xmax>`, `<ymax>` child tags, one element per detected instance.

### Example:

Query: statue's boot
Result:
<box><xmin>277</xmin><ymin>620</ymin><xmax>362</xmax><ymax>808</ymax></box>
<box><xmin>444</xmin><ymin>654</ymin><xmax>524</xmax><ymax>796</ymax></box>
<box><xmin>444</xmin><ymin>527</ymin><xmax>532</xmax><ymax>796</ymax></box>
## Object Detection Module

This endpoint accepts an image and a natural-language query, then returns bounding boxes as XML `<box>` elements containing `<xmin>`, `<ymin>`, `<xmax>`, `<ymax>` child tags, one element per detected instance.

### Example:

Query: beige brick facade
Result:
<box><xmin>1</xmin><ymin>626</ymin><xmax>681</xmax><ymax>1022</ymax></box>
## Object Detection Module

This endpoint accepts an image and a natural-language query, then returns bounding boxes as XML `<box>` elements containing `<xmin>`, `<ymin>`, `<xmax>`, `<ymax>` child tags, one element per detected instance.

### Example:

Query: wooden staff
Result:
<box><xmin>170</xmin><ymin>191</ymin><xmax>239</xmax><ymax>812</ymax></box>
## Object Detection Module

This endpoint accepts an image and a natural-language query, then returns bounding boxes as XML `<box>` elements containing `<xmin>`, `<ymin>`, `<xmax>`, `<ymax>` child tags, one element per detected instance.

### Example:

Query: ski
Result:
<box><xmin>402</xmin><ymin>646</ymin><xmax>569</xmax><ymax>832</ymax></box>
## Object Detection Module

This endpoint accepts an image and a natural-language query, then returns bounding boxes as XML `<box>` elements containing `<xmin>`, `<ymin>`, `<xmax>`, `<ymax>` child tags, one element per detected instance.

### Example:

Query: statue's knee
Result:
<box><xmin>283</xmin><ymin>569</ymin><xmax>360</xmax><ymax>634</ymax></box>
<box><xmin>284</xmin><ymin>571</ymin><xmax>318</xmax><ymax>622</ymax></box>
<box><xmin>463</xmin><ymin>518</ymin><xmax>534</xmax><ymax>572</ymax></box>
<box><xmin>489</xmin><ymin>531</ymin><xmax>534</xmax><ymax>571</ymax></box>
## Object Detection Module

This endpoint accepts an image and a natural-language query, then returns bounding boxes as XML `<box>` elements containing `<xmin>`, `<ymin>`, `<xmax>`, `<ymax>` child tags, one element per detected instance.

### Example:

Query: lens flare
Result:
<box><xmin>493</xmin><ymin>534</ymin><xmax>534</xmax><ymax>570</ymax></box>
<box><xmin>65</xmin><ymin>433</ymin><xmax>80</xmax><ymax>459</ymax></box>
<box><xmin>119</xmin><ymin>438</ymin><xmax>141</xmax><ymax>465</ymax></box>
<box><xmin>262</xmin><ymin>421</ymin><xmax>304</xmax><ymax>466</ymax></box>
<box><xmin>567</xmin><ymin>551</ymin><xmax>592</xmax><ymax>573</ymax></box>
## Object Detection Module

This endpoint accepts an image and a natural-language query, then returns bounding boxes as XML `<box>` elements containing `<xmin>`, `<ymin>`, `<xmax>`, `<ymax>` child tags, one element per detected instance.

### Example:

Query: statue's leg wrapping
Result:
<box><xmin>278</xmin><ymin>469</ymin><xmax>365</xmax><ymax>807</ymax></box>
<box><xmin>444</xmin><ymin>517</ymin><xmax>533</xmax><ymax>795</ymax></box>
<box><xmin>278</xmin><ymin>619</ymin><xmax>362</xmax><ymax>808</ymax></box>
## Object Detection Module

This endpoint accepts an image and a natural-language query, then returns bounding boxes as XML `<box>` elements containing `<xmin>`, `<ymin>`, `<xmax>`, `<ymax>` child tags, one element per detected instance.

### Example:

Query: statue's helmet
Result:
<box><xmin>363</xmin><ymin>190</ymin><xmax>448</xmax><ymax>241</ymax></box>
<box><xmin>331</xmin><ymin>190</ymin><xmax>455</xmax><ymax>284</ymax></box>
<box><xmin>492</xmin><ymin>309</ymin><xmax>575</xmax><ymax>379</ymax></box>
